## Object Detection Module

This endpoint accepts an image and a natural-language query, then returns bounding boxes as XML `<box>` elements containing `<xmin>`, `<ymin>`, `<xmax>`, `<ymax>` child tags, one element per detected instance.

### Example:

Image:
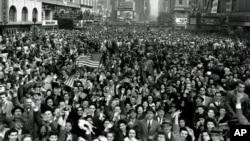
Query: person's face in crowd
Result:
<box><xmin>40</xmin><ymin>125</ymin><xmax>47</xmax><ymax>136</ymax></box>
<box><xmin>77</xmin><ymin>107</ymin><xmax>83</xmax><ymax>116</ymax></box>
<box><xmin>147</xmin><ymin>96</ymin><xmax>153</xmax><ymax>104</ymax></box>
<box><xmin>125</xmin><ymin>103</ymin><xmax>131</xmax><ymax>111</ymax></box>
<box><xmin>82</xmin><ymin>100</ymin><xmax>89</xmax><ymax>108</ymax></box>
<box><xmin>137</xmin><ymin>106</ymin><xmax>143</xmax><ymax>114</ymax></box>
<box><xmin>89</xmin><ymin>105</ymin><xmax>96</xmax><ymax>114</ymax></box>
<box><xmin>128</xmin><ymin>129</ymin><xmax>136</xmax><ymax>139</ymax></box>
<box><xmin>59</xmin><ymin>101</ymin><xmax>66</xmax><ymax>109</ymax></box>
<box><xmin>14</xmin><ymin>120</ymin><xmax>23</xmax><ymax>129</ymax></box>
<box><xmin>119</xmin><ymin>123</ymin><xmax>126</xmax><ymax>131</ymax></box>
<box><xmin>0</xmin><ymin>94</ymin><xmax>7</xmax><ymax>103</ymax></box>
<box><xmin>46</xmin><ymin>90</ymin><xmax>52</xmax><ymax>97</ymax></box>
<box><xmin>214</xmin><ymin>92</ymin><xmax>222</xmax><ymax>101</ymax></box>
<box><xmin>198</xmin><ymin>107</ymin><xmax>205</xmax><ymax>114</ymax></box>
<box><xmin>64</xmin><ymin>93</ymin><xmax>70</xmax><ymax>101</ymax></box>
<box><xmin>202</xmin><ymin>132</ymin><xmax>211</xmax><ymax>141</ymax></box>
<box><xmin>47</xmin><ymin>99</ymin><xmax>54</xmax><ymax>107</ymax></box>
<box><xmin>156</xmin><ymin>101</ymin><xmax>161</xmax><ymax>108</ymax></box>
<box><xmin>160</xmin><ymin>84</ymin><xmax>165</xmax><ymax>90</ymax></box>
<box><xmin>107</xmin><ymin>133</ymin><xmax>115</xmax><ymax>141</ymax></box>
<box><xmin>25</xmin><ymin>98</ymin><xmax>33</xmax><ymax>109</ymax></box>
<box><xmin>142</xmin><ymin>101</ymin><xmax>148</xmax><ymax>109</ymax></box>
<box><xmin>148</xmin><ymin>75</ymin><xmax>154</xmax><ymax>83</ymax></box>
<box><xmin>22</xmin><ymin>136</ymin><xmax>32</xmax><ymax>141</ymax></box>
<box><xmin>53</xmin><ymin>87</ymin><xmax>61</xmax><ymax>96</ymax></box>
<box><xmin>162</xmin><ymin>123</ymin><xmax>172</xmax><ymax>133</ymax></box>
<box><xmin>65</xmin><ymin>122</ymin><xmax>72</xmax><ymax>133</ymax></box>
<box><xmin>6</xmin><ymin>82</ymin><xmax>11</xmax><ymax>90</ymax></box>
<box><xmin>157</xmin><ymin>134</ymin><xmax>166</xmax><ymax>141</ymax></box>
<box><xmin>180</xmin><ymin>130</ymin><xmax>188</xmax><ymax>140</ymax></box>
<box><xmin>207</xmin><ymin>121</ymin><xmax>215</xmax><ymax>131</ymax></box>
<box><xmin>73</xmin><ymin>87</ymin><xmax>79</xmax><ymax>93</ymax></box>
<box><xmin>208</xmin><ymin>109</ymin><xmax>215</xmax><ymax>118</ymax></box>
<box><xmin>130</xmin><ymin>97</ymin><xmax>136</xmax><ymax>105</ymax></box>
<box><xmin>163</xmin><ymin>78</ymin><xmax>167</xmax><ymax>85</ymax></box>
<box><xmin>44</xmin><ymin>111</ymin><xmax>53</xmax><ymax>121</ymax></box>
<box><xmin>49</xmin><ymin>135</ymin><xmax>58</xmax><ymax>141</ymax></box>
<box><xmin>237</xmin><ymin>83</ymin><xmax>245</xmax><ymax>93</ymax></box>
<box><xmin>146</xmin><ymin>111</ymin><xmax>154</xmax><ymax>120</ymax></box>
<box><xmin>219</xmin><ymin>108</ymin><xmax>226</xmax><ymax>116</ymax></box>
<box><xmin>53</xmin><ymin>108</ymin><xmax>60</xmax><ymax>117</ymax></box>
<box><xmin>199</xmin><ymin>88</ymin><xmax>206</xmax><ymax>96</ymax></box>
<box><xmin>179</xmin><ymin>119</ymin><xmax>186</xmax><ymax>128</ymax></box>
<box><xmin>14</xmin><ymin>109</ymin><xmax>23</xmax><ymax>117</ymax></box>
<box><xmin>114</xmin><ymin>106</ymin><xmax>121</xmax><ymax>114</ymax></box>
<box><xmin>103</xmin><ymin>120</ymin><xmax>111</xmax><ymax>128</ymax></box>
<box><xmin>158</xmin><ymin>109</ymin><xmax>165</xmax><ymax>118</ymax></box>
<box><xmin>8</xmin><ymin>132</ymin><xmax>18</xmax><ymax>141</ymax></box>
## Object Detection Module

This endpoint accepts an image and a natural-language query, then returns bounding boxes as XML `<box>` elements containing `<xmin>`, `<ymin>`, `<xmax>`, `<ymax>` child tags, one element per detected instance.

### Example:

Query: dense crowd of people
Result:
<box><xmin>0</xmin><ymin>25</ymin><xmax>250</xmax><ymax>141</ymax></box>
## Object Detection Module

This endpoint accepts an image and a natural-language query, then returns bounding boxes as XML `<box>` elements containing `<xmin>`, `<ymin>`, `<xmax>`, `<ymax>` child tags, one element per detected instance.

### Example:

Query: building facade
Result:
<box><xmin>0</xmin><ymin>0</ymin><xmax>42</xmax><ymax>34</ymax></box>
<box><xmin>189</xmin><ymin>0</ymin><xmax>250</xmax><ymax>32</ymax></box>
<box><xmin>172</xmin><ymin>0</ymin><xmax>190</xmax><ymax>28</ymax></box>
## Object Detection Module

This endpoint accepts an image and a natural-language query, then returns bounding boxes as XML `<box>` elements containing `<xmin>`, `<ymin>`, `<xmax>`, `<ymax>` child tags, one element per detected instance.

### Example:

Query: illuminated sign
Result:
<box><xmin>175</xmin><ymin>18</ymin><xmax>188</xmax><ymax>24</ymax></box>
<box><xmin>42</xmin><ymin>20</ymin><xmax>58</xmax><ymax>26</ymax></box>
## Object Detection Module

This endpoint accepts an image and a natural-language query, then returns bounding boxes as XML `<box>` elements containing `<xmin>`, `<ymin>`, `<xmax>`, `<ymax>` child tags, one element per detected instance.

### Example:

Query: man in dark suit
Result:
<box><xmin>138</xmin><ymin>107</ymin><xmax>161</xmax><ymax>141</ymax></box>
<box><xmin>161</xmin><ymin>110</ymin><xmax>182</xmax><ymax>141</ymax></box>
<box><xmin>64</xmin><ymin>120</ymin><xmax>78</xmax><ymax>141</ymax></box>
<box><xmin>12</xmin><ymin>117</ymin><xmax>29</xmax><ymax>141</ymax></box>
<box><xmin>226</xmin><ymin>81</ymin><xmax>250</xmax><ymax>119</ymax></box>
<box><xmin>127</xmin><ymin>109</ymin><xmax>140</xmax><ymax>129</ymax></box>
<box><xmin>155</xmin><ymin>106</ymin><xmax>166</xmax><ymax>124</ymax></box>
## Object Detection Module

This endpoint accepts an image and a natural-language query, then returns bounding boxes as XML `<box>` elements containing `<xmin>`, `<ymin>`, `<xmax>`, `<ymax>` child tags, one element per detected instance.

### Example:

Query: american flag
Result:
<box><xmin>64</xmin><ymin>75</ymin><xmax>76</xmax><ymax>88</ymax></box>
<box><xmin>76</xmin><ymin>53</ymin><xmax>102</xmax><ymax>68</ymax></box>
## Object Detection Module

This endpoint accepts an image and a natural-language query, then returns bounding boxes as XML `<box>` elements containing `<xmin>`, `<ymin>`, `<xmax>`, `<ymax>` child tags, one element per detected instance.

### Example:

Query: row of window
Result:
<box><xmin>9</xmin><ymin>6</ymin><xmax>38</xmax><ymax>22</ymax></box>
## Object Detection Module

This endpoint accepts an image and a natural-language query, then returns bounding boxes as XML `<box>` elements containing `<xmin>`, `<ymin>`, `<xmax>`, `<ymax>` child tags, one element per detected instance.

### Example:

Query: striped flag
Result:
<box><xmin>76</xmin><ymin>53</ymin><xmax>102</xmax><ymax>68</ymax></box>
<box><xmin>64</xmin><ymin>75</ymin><xmax>76</xmax><ymax>88</ymax></box>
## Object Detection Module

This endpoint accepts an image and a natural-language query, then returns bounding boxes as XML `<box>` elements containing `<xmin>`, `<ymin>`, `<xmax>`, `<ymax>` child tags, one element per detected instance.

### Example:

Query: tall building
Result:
<box><xmin>158</xmin><ymin>0</ymin><xmax>172</xmax><ymax>25</ymax></box>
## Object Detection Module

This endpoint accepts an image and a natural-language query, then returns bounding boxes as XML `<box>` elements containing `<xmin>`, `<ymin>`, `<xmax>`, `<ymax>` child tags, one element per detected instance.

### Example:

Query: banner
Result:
<box><xmin>226</xmin><ymin>0</ymin><xmax>232</xmax><ymax>13</ymax></box>
<box><xmin>211</xmin><ymin>0</ymin><xmax>219</xmax><ymax>13</ymax></box>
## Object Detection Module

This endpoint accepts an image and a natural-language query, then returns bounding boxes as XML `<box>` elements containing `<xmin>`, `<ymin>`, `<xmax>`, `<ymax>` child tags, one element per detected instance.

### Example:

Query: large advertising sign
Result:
<box><xmin>211</xmin><ymin>0</ymin><xmax>219</xmax><ymax>13</ymax></box>
<box><xmin>118</xmin><ymin>0</ymin><xmax>134</xmax><ymax>10</ymax></box>
<box><xmin>175</xmin><ymin>18</ymin><xmax>188</xmax><ymax>25</ymax></box>
<box><xmin>117</xmin><ymin>11</ymin><xmax>133</xmax><ymax>20</ymax></box>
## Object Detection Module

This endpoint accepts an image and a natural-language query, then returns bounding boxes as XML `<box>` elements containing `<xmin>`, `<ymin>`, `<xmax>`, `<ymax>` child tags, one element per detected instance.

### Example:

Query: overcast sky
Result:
<box><xmin>150</xmin><ymin>0</ymin><xmax>159</xmax><ymax>17</ymax></box>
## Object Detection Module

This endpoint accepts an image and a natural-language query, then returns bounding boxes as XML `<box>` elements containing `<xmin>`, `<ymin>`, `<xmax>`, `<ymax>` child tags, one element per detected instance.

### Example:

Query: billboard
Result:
<box><xmin>117</xmin><ymin>11</ymin><xmax>133</xmax><ymax>20</ymax></box>
<box><xmin>211</xmin><ymin>0</ymin><xmax>219</xmax><ymax>13</ymax></box>
<box><xmin>175</xmin><ymin>18</ymin><xmax>188</xmax><ymax>24</ymax></box>
<box><xmin>118</xmin><ymin>0</ymin><xmax>134</xmax><ymax>10</ymax></box>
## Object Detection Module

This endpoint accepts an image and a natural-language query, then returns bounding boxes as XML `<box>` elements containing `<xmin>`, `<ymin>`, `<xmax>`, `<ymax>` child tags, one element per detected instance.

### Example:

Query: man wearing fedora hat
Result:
<box><xmin>162</xmin><ymin>110</ymin><xmax>182</xmax><ymax>141</ymax></box>
<box><xmin>137</xmin><ymin>107</ymin><xmax>161</xmax><ymax>141</ymax></box>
